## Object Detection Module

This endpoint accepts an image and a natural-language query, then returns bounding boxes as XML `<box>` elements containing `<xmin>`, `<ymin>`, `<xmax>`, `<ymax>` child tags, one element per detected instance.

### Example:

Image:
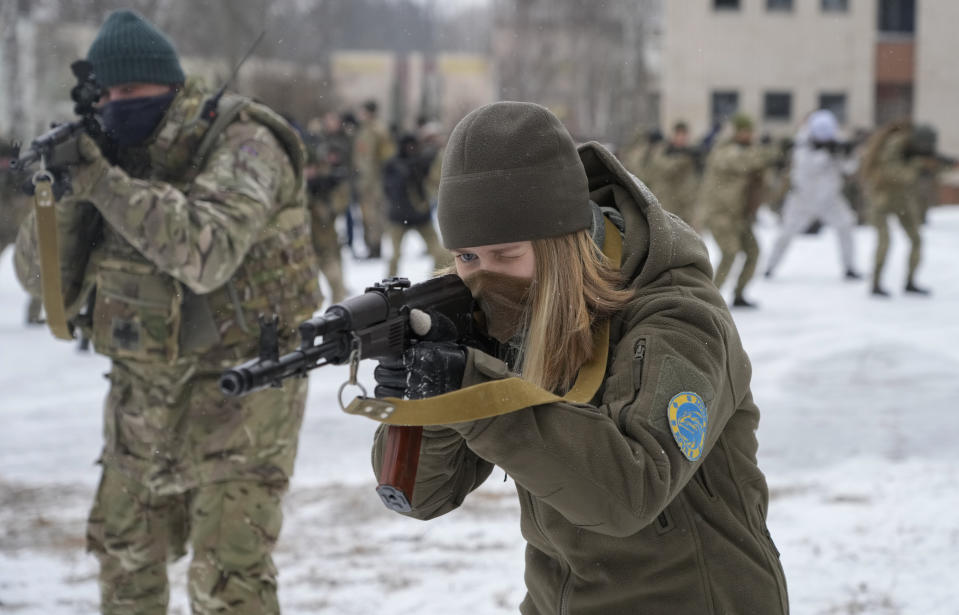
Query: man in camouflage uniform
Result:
<box><xmin>619</xmin><ymin>126</ymin><xmax>663</xmax><ymax>181</ymax></box>
<box><xmin>352</xmin><ymin>100</ymin><xmax>394</xmax><ymax>259</ymax></box>
<box><xmin>0</xmin><ymin>138</ymin><xmax>42</xmax><ymax>324</ymax></box>
<box><xmin>701</xmin><ymin>113</ymin><xmax>779</xmax><ymax>308</ymax></box>
<box><xmin>642</xmin><ymin>121</ymin><xmax>702</xmax><ymax>229</ymax></box>
<box><xmin>305</xmin><ymin>111</ymin><xmax>351</xmax><ymax>303</ymax></box>
<box><xmin>862</xmin><ymin>122</ymin><xmax>950</xmax><ymax>296</ymax></box>
<box><xmin>382</xmin><ymin>133</ymin><xmax>451</xmax><ymax>277</ymax></box>
<box><xmin>13</xmin><ymin>11</ymin><xmax>320</xmax><ymax>614</ymax></box>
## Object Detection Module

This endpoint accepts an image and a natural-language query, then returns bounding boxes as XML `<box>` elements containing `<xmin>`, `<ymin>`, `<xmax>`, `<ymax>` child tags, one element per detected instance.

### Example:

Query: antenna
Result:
<box><xmin>201</xmin><ymin>29</ymin><xmax>267</xmax><ymax>121</ymax></box>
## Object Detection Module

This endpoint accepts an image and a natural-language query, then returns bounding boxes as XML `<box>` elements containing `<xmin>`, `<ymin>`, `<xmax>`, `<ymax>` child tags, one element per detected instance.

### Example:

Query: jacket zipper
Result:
<box><xmin>620</xmin><ymin>339</ymin><xmax>647</xmax><ymax>433</ymax></box>
<box><xmin>526</xmin><ymin>491</ymin><xmax>574</xmax><ymax>615</ymax></box>
<box><xmin>559</xmin><ymin>565</ymin><xmax>573</xmax><ymax>615</ymax></box>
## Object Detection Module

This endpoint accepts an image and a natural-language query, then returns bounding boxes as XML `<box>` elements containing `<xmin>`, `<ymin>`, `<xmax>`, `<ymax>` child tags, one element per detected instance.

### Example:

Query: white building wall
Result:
<box><xmin>914</xmin><ymin>1</ymin><xmax>959</xmax><ymax>156</ymax></box>
<box><xmin>662</xmin><ymin>0</ymin><xmax>876</xmax><ymax>139</ymax></box>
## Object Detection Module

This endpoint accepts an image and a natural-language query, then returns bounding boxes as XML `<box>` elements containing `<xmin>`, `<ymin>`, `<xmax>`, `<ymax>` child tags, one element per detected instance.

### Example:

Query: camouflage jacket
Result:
<box><xmin>352</xmin><ymin>120</ymin><xmax>394</xmax><ymax>186</ymax></box>
<box><xmin>15</xmin><ymin>78</ymin><xmax>321</xmax><ymax>370</ymax></box>
<box><xmin>863</xmin><ymin>130</ymin><xmax>923</xmax><ymax>213</ymax></box>
<box><xmin>643</xmin><ymin>145</ymin><xmax>701</xmax><ymax>223</ymax></box>
<box><xmin>700</xmin><ymin>139</ymin><xmax>779</xmax><ymax>224</ymax></box>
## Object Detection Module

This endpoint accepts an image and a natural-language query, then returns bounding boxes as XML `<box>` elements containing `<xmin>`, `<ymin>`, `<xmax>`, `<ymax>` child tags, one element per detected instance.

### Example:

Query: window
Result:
<box><xmin>711</xmin><ymin>91</ymin><xmax>739</xmax><ymax>127</ymax></box>
<box><xmin>763</xmin><ymin>91</ymin><xmax>792</xmax><ymax>121</ymax></box>
<box><xmin>819</xmin><ymin>93</ymin><xmax>847</xmax><ymax>124</ymax></box>
<box><xmin>714</xmin><ymin>0</ymin><xmax>740</xmax><ymax>10</ymax></box>
<box><xmin>878</xmin><ymin>0</ymin><xmax>915</xmax><ymax>33</ymax></box>
<box><xmin>822</xmin><ymin>0</ymin><xmax>849</xmax><ymax>12</ymax></box>
<box><xmin>767</xmin><ymin>0</ymin><xmax>793</xmax><ymax>11</ymax></box>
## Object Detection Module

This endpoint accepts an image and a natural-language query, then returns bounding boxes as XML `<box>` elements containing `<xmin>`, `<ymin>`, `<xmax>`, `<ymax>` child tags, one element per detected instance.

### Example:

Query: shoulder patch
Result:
<box><xmin>667</xmin><ymin>392</ymin><xmax>708</xmax><ymax>461</ymax></box>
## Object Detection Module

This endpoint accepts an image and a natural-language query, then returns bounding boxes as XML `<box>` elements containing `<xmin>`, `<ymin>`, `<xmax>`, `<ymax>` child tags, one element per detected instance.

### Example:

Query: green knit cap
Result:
<box><xmin>731</xmin><ymin>112</ymin><xmax>754</xmax><ymax>132</ymax></box>
<box><xmin>87</xmin><ymin>10</ymin><xmax>185</xmax><ymax>88</ymax></box>
<box><xmin>437</xmin><ymin>101</ymin><xmax>591</xmax><ymax>249</ymax></box>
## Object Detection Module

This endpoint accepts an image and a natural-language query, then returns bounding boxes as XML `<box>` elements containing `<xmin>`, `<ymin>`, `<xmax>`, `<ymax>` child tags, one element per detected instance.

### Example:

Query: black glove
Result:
<box><xmin>374</xmin><ymin>341</ymin><xmax>467</xmax><ymax>399</ymax></box>
<box><xmin>373</xmin><ymin>309</ymin><xmax>466</xmax><ymax>399</ymax></box>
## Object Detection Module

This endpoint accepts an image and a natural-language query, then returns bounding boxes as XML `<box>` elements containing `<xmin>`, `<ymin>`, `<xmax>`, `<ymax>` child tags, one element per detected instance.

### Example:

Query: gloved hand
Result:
<box><xmin>67</xmin><ymin>132</ymin><xmax>111</xmax><ymax>200</ymax></box>
<box><xmin>373</xmin><ymin>309</ymin><xmax>467</xmax><ymax>399</ymax></box>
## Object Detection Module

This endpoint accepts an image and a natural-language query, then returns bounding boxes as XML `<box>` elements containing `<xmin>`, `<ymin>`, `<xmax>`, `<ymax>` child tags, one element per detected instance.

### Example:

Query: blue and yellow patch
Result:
<box><xmin>667</xmin><ymin>392</ymin><xmax>708</xmax><ymax>461</ymax></box>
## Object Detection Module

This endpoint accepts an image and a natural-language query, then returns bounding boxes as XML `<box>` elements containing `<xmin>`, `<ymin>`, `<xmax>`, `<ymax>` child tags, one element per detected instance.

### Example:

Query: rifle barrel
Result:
<box><xmin>219</xmin><ymin>338</ymin><xmax>345</xmax><ymax>396</ymax></box>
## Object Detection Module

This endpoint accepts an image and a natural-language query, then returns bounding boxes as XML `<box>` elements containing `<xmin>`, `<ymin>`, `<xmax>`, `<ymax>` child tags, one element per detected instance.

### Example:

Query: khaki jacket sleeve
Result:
<box><xmin>83</xmin><ymin>120</ymin><xmax>296</xmax><ymax>295</ymax></box>
<box><xmin>14</xmin><ymin>197</ymin><xmax>101</xmax><ymax>312</ymax></box>
<box><xmin>878</xmin><ymin>133</ymin><xmax>921</xmax><ymax>186</ymax></box>
<box><xmin>446</xmin><ymin>288</ymin><xmax>750</xmax><ymax>537</ymax></box>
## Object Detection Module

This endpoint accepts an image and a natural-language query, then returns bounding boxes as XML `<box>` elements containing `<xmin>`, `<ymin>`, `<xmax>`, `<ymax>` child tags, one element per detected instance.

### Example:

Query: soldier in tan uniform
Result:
<box><xmin>381</xmin><ymin>133</ymin><xmax>450</xmax><ymax>277</ymax></box>
<box><xmin>352</xmin><ymin>100</ymin><xmax>394</xmax><ymax>259</ymax></box>
<box><xmin>305</xmin><ymin>111</ymin><xmax>351</xmax><ymax>303</ymax></box>
<box><xmin>14</xmin><ymin>11</ymin><xmax>319</xmax><ymax>614</ymax></box>
<box><xmin>619</xmin><ymin>126</ymin><xmax>663</xmax><ymax>182</ymax></box>
<box><xmin>701</xmin><ymin>113</ymin><xmax>780</xmax><ymax>308</ymax></box>
<box><xmin>1</xmin><ymin>139</ymin><xmax>42</xmax><ymax>323</ymax></box>
<box><xmin>642</xmin><ymin>121</ymin><xmax>702</xmax><ymax>228</ymax></box>
<box><xmin>861</xmin><ymin>121</ymin><xmax>952</xmax><ymax>296</ymax></box>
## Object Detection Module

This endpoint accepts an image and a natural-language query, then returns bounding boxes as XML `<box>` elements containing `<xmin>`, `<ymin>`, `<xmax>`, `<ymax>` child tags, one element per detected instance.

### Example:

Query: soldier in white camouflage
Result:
<box><xmin>13</xmin><ymin>10</ymin><xmax>320</xmax><ymax>614</ymax></box>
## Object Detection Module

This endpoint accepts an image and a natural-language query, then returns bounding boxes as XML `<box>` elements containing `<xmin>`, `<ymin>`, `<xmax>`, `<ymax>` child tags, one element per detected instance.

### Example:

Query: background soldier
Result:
<box><xmin>352</xmin><ymin>99</ymin><xmax>394</xmax><ymax>259</ymax></box>
<box><xmin>305</xmin><ymin>111</ymin><xmax>351</xmax><ymax>303</ymax></box>
<box><xmin>619</xmin><ymin>126</ymin><xmax>663</xmax><ymax>181</ymax></box>
<box><xmin>701</xmin><ymin>113</ymin><xmax>780</xmax><ymax>308</ymax></box>
<box><xmin>642</xmin><ymin>121</ymin><xmax>702</xmax><ymax>228</ymax></box>
<box><xmin>382</xmin><ymin>133</ymin><xmax>451</xmax><ymax>277</ymax></box>
<box><xmin>13</xmin><ymin>11</ymin><xmax>320</xmax><ymax>614</ymax></box>
<box><xmin>765</xmin><ymin>109</ymin><xmax>861</xmax><ymax>280</ymax></box>
<box><xmin>861</xmin><ymin>121</ymin><xmax>947</xmax><ymax>297</ymax></box>
<box><xmin>0</xmin><ymin>138</ymin><xmax>42</xmax><ymax>324</ymax></box>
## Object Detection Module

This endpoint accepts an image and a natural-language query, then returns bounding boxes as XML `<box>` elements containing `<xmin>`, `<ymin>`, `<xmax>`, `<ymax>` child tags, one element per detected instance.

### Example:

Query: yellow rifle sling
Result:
<box><xmin>344</xmin><ymin>217</ymin><xmax>623</xmax><ymax>426</ymax></box>
<box><xmin>33</xmin><ymin>175</ymin><xmax>74</xmax><ymax>341</ymax></box>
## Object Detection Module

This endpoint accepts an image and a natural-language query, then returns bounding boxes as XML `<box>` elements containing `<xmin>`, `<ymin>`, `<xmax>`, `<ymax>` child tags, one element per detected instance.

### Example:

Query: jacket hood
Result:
<box><xmin>578</xmin><ymin>141</ymin><xmax>713</xmax><ymax>289</ymax></box>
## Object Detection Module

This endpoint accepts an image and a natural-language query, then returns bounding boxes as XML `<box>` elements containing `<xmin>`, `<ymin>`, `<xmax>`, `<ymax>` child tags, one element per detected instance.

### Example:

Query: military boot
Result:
<box><xmin>871</xmin><ymin>284</ymin><xmax>890</xmax><ymax>298</ymax></box>
<box><xmin>732</xmin><ymin>294</ymin><xmax>758</xmax><ymax>309</ymax></box>
<box><xmin>844</xmin><ymin>269</ymin><xmax>862</xmax><ymax>281</ymax></box>
<box><xmin>904</xmin><ymin>280</ymin><xmax>931</xmax><ymax>296</ymax></box>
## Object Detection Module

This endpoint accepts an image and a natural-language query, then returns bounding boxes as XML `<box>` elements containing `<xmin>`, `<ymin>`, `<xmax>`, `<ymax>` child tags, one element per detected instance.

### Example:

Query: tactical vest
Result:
<box><xmin>87</xmin><ymin>82</ymin><xmax>321</xmax><ymax>367</ymax></box>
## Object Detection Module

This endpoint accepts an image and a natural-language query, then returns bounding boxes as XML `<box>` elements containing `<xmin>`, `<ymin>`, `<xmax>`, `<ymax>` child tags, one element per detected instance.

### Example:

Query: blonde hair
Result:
<box><xmin>520</xmin><ymin>229</ymin><xmax>633</xmax><ymax>393</ymax></box>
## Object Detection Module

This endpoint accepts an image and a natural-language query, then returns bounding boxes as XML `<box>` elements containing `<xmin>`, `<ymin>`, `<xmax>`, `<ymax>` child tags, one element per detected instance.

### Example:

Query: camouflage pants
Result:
<box><xmin>872</xmin><ymin>200</ymin><xmax>922</xmax><ymax>288</ymax></box>
<box><xmin>356</xmin><ymin>181</ymin><xmax>384</xmax><ymax>254</ymax></box>
<box><xmin>87</xmin><ymin>469</ymin><xmax>286</xmax><ymax>615</ymax></box>
<box><xmin>711</xmin><ymin>221</ymin><xmax>760</xmax><ymax>297</ymax></box>
<box><xmin>87</xmin><ymin>362</ymin><xmax>306</xmax><ymax>614</ymax></box>
<box><xmin>386</xmin><ymin>221</ymin><xmax>452</xmax><ymax>278</ymax></box>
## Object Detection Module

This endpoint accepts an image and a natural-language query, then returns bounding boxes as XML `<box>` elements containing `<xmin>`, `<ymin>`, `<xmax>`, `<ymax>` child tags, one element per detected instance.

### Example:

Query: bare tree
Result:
<box><xmin>492</xmin><ymin>0</ymin><xmax>659</xmax><ymax>144</ymax></box>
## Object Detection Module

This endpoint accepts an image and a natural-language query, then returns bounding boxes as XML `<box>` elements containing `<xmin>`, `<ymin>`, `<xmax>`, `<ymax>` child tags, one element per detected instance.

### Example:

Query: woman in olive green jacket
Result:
<box><xmin>371</xmin><ymin>102</ymin><xmax>789</xmax><ymax>615</ymax></box>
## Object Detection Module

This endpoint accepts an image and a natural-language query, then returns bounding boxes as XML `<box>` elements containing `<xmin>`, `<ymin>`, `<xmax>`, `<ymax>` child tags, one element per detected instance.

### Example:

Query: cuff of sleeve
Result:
<box><xmin>82</xmin><ymin>162</ymin><xmax>122</xmax><ymax>209</ymax></box>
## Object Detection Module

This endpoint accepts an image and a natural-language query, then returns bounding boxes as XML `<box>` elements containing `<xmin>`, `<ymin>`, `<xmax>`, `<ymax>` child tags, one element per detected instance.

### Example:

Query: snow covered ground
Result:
<box><xmin>2</xmin><ymin>206</ymin><xmax>958</xmax><ymax>614</ymax></box>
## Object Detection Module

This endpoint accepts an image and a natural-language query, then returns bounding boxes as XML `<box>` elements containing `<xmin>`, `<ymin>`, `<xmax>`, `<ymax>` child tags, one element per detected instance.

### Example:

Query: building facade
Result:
<box><xmin>662</xmin><ymin>0</ymin><xmax>957</xmax><ymax>163</ymax></box>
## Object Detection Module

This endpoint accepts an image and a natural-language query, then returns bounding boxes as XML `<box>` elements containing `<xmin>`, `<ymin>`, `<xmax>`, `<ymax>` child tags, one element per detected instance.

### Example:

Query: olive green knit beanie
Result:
<box><xmin>87</xmin><ymin>10</ymin><xmax>185</xmax><ymax>88</ymax></box>
<box><xmin>437</xmin><ymin>101</ymin><xmax>591</xmax><ymax>249</ymax></box>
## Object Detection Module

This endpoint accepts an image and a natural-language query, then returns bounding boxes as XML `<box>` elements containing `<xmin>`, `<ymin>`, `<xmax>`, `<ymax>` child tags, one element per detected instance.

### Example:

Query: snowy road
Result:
<box><xmin>2</xmin><ymin>207</ymin><xmax>958</xmax><ymax>614</ymax></box>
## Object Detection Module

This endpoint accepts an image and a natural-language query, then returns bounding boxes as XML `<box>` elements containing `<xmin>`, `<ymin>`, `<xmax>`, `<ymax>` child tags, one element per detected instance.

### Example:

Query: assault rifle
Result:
<box><xmin>219</xmin><ymin>274</ymin><xmax>494</xmax><ymax>513</ymax></box>
<box><xmin>10</xmin><ymin>60</ymin><xmax>110</xmax><ymax>173</ymax></box>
